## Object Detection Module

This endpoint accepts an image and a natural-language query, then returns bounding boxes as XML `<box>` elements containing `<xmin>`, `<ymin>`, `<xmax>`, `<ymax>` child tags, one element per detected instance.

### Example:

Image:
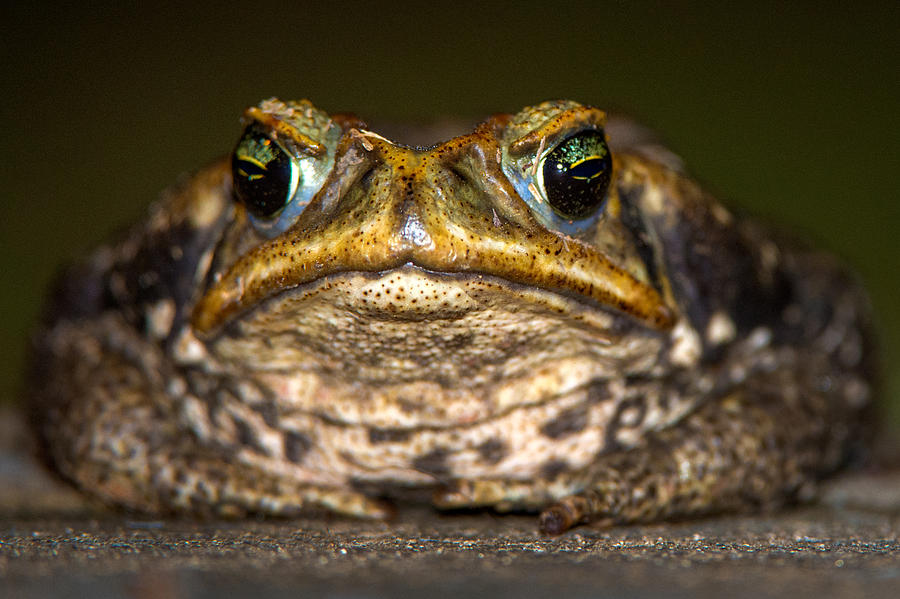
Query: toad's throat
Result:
<box><xmin>192</xmin><ymin>226</ymin><xmax>674</xmax><ymax>335</ymax></box>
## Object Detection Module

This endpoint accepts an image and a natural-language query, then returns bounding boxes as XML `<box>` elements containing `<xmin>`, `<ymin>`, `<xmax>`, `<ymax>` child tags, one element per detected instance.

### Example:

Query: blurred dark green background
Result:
<box><xmin>3</xmin><ymin>3</ymin><xmax>898</xmax><ymax>428</ymax></box>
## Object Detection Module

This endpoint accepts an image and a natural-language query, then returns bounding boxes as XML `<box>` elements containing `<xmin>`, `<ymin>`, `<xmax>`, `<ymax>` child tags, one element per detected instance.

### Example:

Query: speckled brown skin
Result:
<box><xmin>28</xmin><ymin>99</ymin><xmax>874</xmax><ymax>533</ymax></box>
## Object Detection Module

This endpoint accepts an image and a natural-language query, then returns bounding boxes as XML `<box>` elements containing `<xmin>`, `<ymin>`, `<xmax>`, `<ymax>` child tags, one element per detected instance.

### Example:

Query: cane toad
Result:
<box><xmin>29</xmin><ymin>99</ymin><xmax>874</xmax><ymax>533</ymax></box>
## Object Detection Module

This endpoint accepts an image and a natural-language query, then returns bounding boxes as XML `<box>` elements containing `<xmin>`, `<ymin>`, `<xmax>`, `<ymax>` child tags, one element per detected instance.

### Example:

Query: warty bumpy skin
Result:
<box><xmin>29</xmin><ymin>99</ymin><xmax>875</xmax><ymax>534</ymax></box>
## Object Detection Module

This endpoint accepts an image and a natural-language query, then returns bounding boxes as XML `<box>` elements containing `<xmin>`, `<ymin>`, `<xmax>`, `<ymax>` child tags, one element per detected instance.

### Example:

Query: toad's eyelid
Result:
<box><xmin>242</xmin><ymin>107</ymin><xmax>327</xmax><ymax>158</ymax></box>
<box><xmin>506</xmin><ymin>107</ymin><xmax>607</xmax><ymax>158</ymax></box>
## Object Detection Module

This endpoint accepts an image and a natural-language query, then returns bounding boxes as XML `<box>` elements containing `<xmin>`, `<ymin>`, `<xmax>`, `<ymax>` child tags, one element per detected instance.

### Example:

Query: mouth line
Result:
<box><xmin>192</xmin><ymin>257</ymin><xmax>675</xmax><ymax>337</ymax></box>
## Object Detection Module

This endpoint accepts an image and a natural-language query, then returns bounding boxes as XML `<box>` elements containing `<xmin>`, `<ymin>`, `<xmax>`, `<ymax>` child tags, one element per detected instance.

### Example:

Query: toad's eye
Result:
<box><xmin>540</xmin><ymin>130</ymin><xmax>612</xmax><ymax>220</ymax></box>
<box><xmin>231</xmin><ymin>125</ymin><xmax>299</xmax><ymax>218</ymax></box>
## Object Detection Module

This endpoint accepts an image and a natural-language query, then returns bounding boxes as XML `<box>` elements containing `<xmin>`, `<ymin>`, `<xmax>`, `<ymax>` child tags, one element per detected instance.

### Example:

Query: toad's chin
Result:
<box><xmin>200</xmin><ymin>265</ymin><xmax>669</xmax><ymax>387</ymax></box>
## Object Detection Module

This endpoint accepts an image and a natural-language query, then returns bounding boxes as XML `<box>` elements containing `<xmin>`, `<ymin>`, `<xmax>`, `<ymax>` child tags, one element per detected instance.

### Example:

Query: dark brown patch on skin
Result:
<box><xmin>442</xmin><ymin>331</ymin><xmax>476</xmax><ymax>351</ymax></box>
<box><xmin>233</xmin><ymin>418</ymin><xmax>266</xmax><ymax>455</ymax></box>
<box><xmin>605</xmin><ymin>397</ymin><xmax>648</xmax><ymax>450</ymax></box>
<box><xmin>586</xmin><ymin>379</ymin><xmax>612</xmax><ymax>403</ymax></box>
<box><xmin>368</xmin><ymin>427</ymin><xmax>412</xmax><ymax>444</ymax></box>
<box><xmin>249</xmin><ymin>400</ymin><xmax>279</xmax><ymax>428</ymax></box>
<box><xmin>41</xmin><ymin>258</ymin><xmax>112</xmax><ymax>323</ymax></box>
<box><xmin>540</xmin><ymin>459</ymin><xmax>570</xmax><ymax>480</ymax></box>
<box><xmin>186</xmin><ymin>371</ymin><xmax>217</xmax><ymax>398</ymax></box>
<box><xmin>396</xmin><ymin>397</ymin><xmax>423</xmax><ymax>414</ymax></box>
<box><xmin>412</xmin><ymin>447</ymin><xmax>452</xmax><ymax>478</ymax></box>
<box><xmin>617</xmin><ymin>183</ymin><xmax>664</xmax><ymax>295</ymax></box>
<box><xmin>476</xmin><ymin>438</ymin><xmax>507</xmax><ymax>464</ymax></box>
<box><xmin>283</xmin><ymin>431</ymin><xmax>313</xmax><ymax>463</ymax></box>
<box><xmin>540</xmin><ymin>405</ymin><xmax>589</xmax><ymax>439</ymax></box>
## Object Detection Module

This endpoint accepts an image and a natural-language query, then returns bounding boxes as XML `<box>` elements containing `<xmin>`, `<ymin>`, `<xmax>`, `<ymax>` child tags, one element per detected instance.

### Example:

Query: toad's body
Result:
<box><xmin>30</xmin><ymin>100</ymin><xmax>873</xmax><ymax>533</ymax></box>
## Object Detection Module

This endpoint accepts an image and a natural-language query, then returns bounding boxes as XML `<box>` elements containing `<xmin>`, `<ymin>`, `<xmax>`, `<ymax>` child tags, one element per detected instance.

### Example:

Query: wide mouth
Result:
<box><xmin>191</xmin><ymin>232</ymin><xmax>675</xmax><ymax>336</ymax></box>
<box><xmin>215</xmin><ymin>264</ymin><xmax>629</xmax><ymax>338</ymax></box>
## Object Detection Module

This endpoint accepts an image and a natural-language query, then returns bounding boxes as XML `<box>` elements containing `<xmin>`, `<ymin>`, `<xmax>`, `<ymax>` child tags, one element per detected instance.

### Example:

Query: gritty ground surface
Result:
<box><xmin>2</xmin><ymin>406</ymin><xmax>900</xmax><ymax>599</ymax></box>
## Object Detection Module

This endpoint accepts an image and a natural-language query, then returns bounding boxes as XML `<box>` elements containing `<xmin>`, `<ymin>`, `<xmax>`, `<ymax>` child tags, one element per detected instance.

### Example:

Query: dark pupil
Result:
<box><xmin>541</xmin><ymin>130</ymin><xmax>612</xmax><ymax>220</ymax></box>
<box><xmin>231</xmin><ymin>126</ymin><xmax>292</xmax><ymax>218</ymax></box>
